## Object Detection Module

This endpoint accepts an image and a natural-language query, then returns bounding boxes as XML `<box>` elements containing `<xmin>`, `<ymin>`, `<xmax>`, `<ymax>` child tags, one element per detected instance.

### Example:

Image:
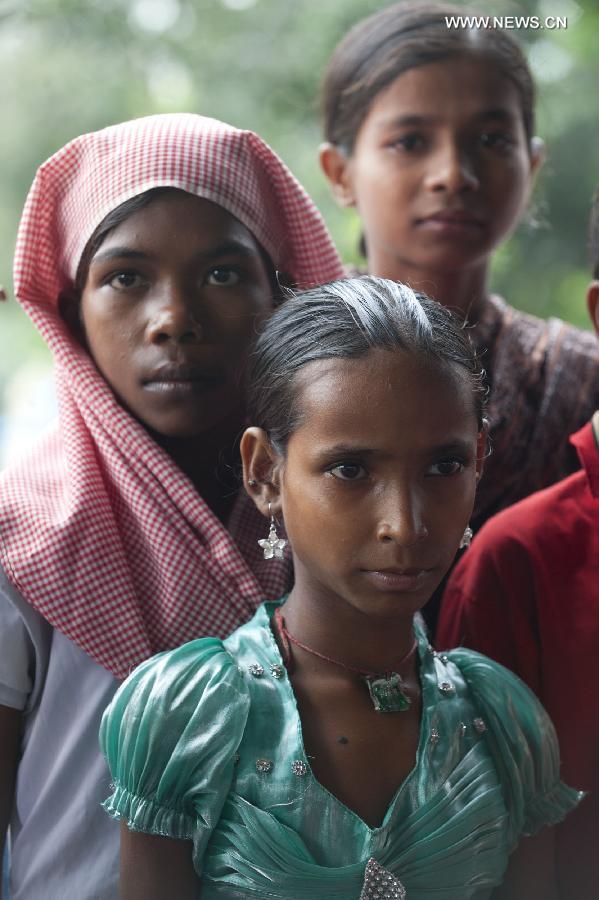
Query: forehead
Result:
<box><xmin>95</xmin><ymin>192</ymin><xmax>264</xmax><ymax>257</ymax></box>
<box><xmin>365</xmin><ymin>54</ymin><xmax>524</xmax><ymax>129</ymax></box>
<box><xmin>290</xmin><ymin>349</ymin><xmax>479</xmax><ymax>448</ymax></box>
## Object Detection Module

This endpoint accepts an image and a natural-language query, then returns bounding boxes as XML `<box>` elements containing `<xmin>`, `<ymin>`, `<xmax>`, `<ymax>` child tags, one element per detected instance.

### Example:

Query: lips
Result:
<box><xmin>142</xmin><ymin>363</ymin><xmax>225</xmax><ymax>395</ymax></box>
<box><xmin>417</xmin><ymin>208</ymin><xmax>483</xmax><ymax>230</ymax></box>
<box><xmin>362</xmin><ymin>566</ymin><xmax>434</xmax><ymax>593</ymax></box>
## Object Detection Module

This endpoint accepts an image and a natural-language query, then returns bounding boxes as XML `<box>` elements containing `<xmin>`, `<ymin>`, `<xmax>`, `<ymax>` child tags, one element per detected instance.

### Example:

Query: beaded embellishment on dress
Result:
<box><xmin>359</xmin><ymin>858</ymin><xmax>406</xmax><ymax>899</ymax></box>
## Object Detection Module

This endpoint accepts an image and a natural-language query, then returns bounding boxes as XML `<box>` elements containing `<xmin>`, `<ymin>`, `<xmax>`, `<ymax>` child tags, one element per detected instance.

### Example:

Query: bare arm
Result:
<box><xmin>119</xmin><ymin>822</ymin><xmax>201</xmax><ymax>900</ymax></box>
<box><xmin>0</xmin><ymin>705</ymin><xmax>22</xmax><ymax>884</ymax></box>
<box><xmin>492</xmin><ymin>826</ymin><xmax>558</xmax><ymax>900</ymax></box>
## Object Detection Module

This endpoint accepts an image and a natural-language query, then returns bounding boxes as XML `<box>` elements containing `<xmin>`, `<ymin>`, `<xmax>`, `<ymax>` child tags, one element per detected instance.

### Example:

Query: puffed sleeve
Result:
<box><xmin>99</xmin><ymin>637</ymin><xmax>250</xmax><ymax>863</ymax></box>
<box><xmin>449</xmin><ymin>648</ymin><xmax>582</xmax><ymax>846</ymax></box>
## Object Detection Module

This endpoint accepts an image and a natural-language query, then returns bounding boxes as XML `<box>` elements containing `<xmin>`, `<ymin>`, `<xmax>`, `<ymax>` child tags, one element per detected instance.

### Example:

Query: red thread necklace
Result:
<box><xmin>273</xmin><ymin>606</ymin><xmax>417</xmax><ymax>713</ymax></box>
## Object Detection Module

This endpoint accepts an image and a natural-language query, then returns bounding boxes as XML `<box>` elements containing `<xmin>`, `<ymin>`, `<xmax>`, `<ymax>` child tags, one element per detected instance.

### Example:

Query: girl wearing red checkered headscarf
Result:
<box><xmin>0</xmin><ymin>113</ymin><xmax>343</xmax><ymax>900</ymax></box>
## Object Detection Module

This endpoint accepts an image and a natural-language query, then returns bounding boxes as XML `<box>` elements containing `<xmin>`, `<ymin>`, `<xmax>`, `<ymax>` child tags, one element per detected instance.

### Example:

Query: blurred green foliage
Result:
<box><xmin>1</xmin><ymin>0</ymin><xmax>598</xmax><ymax>396</ymax></box>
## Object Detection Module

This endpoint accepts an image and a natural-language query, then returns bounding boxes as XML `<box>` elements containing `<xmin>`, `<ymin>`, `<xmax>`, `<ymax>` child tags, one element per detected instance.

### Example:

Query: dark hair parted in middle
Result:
<box><xmin>247</xmin><ymin>276</ymin><xmax>487</xmax><ymax>452</ymax></box>
<box><xmin>321</xmin><ymin>1</ymin><xmax>535</xmax><ymax>154</ymax></box>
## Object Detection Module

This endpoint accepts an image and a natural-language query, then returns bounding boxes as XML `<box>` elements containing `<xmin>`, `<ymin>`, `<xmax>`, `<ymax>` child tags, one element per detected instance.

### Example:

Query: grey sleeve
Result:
<box><xmin>0</xmin><ymin>570</ymin><xmax>50</xmax><ymax>711</ymax></box>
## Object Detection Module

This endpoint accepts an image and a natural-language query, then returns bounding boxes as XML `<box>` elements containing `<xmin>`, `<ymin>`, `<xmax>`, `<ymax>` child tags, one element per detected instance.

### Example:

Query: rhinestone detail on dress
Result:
<box><xmin>430</xmin><ymin>728</ymin><xmax>440</xmax><ymax>746</ymax></box>
<box><xmin>359</xmin><ymin>858</ymin><xmax>407</xmax><ymax>899</ymax></box>
<box><xmin>248</xmin><ymin>663</ymin><xmax>264</xmax><ymax>677</ymax></box>
<box><xmin>255</xmin><ymin>758</ymin><xmax>273</xmax><ymax>773</ymax></box>
<box><xmin>473</xmin><ymin>717</ymin><xmax>487</xmax><ymax>733</ymax></box>
<box><xmin>459</xmin><ymin>722</ymin><xmax>467</xmax><ymax>737</ymax></box>
<box><xmin>291</xmin><ymin>760</ymin><xmax>308</xmax><ymax>776</ymax></box>
<box><xmin>439</xmin><ymin>681</ymin><xmax>455</xmax><ymax>694</ymax></box>
<box><xmin>270</xmin><ymin>663</ymin><xmax>284</xmax><ymax>679</ymax></box>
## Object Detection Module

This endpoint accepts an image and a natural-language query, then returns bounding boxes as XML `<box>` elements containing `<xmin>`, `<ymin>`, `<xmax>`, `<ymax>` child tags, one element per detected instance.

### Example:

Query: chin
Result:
<box><xmin>415</xmin><ymin>247</ymin><xmax>488</xmax><ymax>272</ymax></box>
<box><xmin>154</xmin><ymin>417</ymin><xmax>231</xmax><ymax>439</ymax></box>
<box><xmin>139</xmin><ymin>397</ymin><xmax>244</xmax><ymax>439</ymax></box>
<box><xmin>351</xmin><ymin>593</ymin><xmax>428</xmax><ymax>622</ymax></box>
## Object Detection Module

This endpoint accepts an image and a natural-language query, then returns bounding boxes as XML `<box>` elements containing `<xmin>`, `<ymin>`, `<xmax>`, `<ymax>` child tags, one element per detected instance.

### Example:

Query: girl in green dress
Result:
<box><xmin>101</xmin><ymin>276</ymin><xmax>579</xmax><ymax>899</ymax></box>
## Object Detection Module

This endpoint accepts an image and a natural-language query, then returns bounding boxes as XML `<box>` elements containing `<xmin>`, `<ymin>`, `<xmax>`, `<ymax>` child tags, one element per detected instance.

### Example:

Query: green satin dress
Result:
<box><xmin>100</xmin><ymin>602</ymin><xmax>579</xmax><ymax>899</ymax></box>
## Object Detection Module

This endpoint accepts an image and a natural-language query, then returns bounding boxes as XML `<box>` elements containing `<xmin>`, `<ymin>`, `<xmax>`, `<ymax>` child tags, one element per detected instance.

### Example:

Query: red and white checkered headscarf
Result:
<box><xmin>2</xmin><ymin>114</ymin><xmax>344</xmax><ymax>679</ymax></box>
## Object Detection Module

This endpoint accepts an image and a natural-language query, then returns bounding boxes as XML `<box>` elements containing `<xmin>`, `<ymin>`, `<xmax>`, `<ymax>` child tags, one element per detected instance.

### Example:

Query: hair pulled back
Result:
<box><xmin>322</xmin><ymin>1</ymin><xmax>535</xmax><ymax>153</ymax></box>
<box><xmin>247</xmin><ymin>276</ymin><xmax>486</xmax><ymax>452</ymax></box>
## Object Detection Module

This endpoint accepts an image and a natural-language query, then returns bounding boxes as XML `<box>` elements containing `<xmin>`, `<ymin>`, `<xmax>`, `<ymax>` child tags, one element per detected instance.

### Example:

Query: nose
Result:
<box><xmin>424</xmin><ymin>139</ymin><xmax>479</xmax><ymax>194</ymax></box>
<box><xmin>376</xmin><ymin>485</ymin><xmax>428</xmax><ymax>547</ymax></box>
<box><xmin>146</xmin><ymin>283</ymin><xmax>203</xmax><ymax>346</ymax></box>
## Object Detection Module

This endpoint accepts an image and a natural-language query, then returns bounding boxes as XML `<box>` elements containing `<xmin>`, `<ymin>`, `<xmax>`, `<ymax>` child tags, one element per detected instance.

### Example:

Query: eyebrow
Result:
<box><xmin>91</xmin><ymin>248</ymin><xmax>148</xmax><ymax>264</ymax></box>
<box><xmin>315</xmin><ymin>438</ymin><xmax>475</xmax><ymax>459</ymax></box>
<box><xmin>377</xmin><ymin>114</ymin><xmax>441</xmax><ymax>129</ymax></box>
<box><xmin>427</xmin><ymin>439</ymin><xmax>475</xmax><ymax>456</ymax></box>
<box><xmin>90</xmin><ymin>239</ymin><xmax>260</xmax><ymax>266</ymax></box>
<box><xmin>378</xmin><ymin>108</ymin><xmax>516</xmax><ymax>130</ymax></box>
<box><xmin>316</xmin><ymin>444</ymin><xmax>377</xmax><ymax>459</ymax></box>
<box><xmin>474</xmin><ymin>108</ymin><xmax>516</xmax><ymax>124</ymax></box>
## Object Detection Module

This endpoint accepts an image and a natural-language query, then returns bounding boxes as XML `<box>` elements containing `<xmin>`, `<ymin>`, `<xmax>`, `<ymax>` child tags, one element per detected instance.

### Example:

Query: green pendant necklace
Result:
<box><xmin>273</xmin><ymin>608</ymin><xmax>415</xmax><ymax>713</ymax></box>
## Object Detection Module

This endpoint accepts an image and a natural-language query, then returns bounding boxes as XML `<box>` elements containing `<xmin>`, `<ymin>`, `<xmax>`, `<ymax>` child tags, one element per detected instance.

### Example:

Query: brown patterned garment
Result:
<box><xmin>471</xmin><ymin>294</ymin><xmax>599</xmax><ymax>531</ymax></box>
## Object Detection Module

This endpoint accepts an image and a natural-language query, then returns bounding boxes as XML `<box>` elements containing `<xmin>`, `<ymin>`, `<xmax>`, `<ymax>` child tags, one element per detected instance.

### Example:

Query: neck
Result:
<box><xmin>150</xmin><ymin>414</ymin><xmax>244</xmax><ymax>522</ymax></box>
<box><xmin>281</xmin><ymin>576</ymin><xmax>418</xmax><ymax>677</ymax></box>
<box><xmin>367</xmin><ymin>253</ymin><xmax>489</xmax><ymax>323</ymax></box>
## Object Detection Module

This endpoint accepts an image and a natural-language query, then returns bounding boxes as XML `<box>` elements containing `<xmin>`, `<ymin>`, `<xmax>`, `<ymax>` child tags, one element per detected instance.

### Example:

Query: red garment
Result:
<box><xmin>1</xmin><ymin>114</ymin><xmax>344</xmax><ymax>679</ymax></box>
<box><xmin>438</xmin><ymin>421</ymin><xmax>599</xmax><ymax>899</ymax></box>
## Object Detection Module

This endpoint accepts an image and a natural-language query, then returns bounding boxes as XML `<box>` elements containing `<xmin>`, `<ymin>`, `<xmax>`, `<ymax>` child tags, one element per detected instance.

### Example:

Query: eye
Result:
<box><xmin>479</xmin><ymin>131</ymin><xmax>514</xmax><ymax>151</ymax></box>
<box><xmin>328</xmin><ymin>462</ymin><xmax>367</xmax><ymax>481</ymax></box>
<box><xmin>388</xmin><ymin>133</ymin><xmax>426</xmax><ymax>153</ymax></box>
<box><xmin>108</xmin><ymin>271</ymin><xmax>145</xmax><ymax>290</ymax></box>
<box><xmin>206</xmin><ymin>267</ymin><xmax>240</xmax><ymax>286</ymax></box>
<box><xmin>427</xmin><ymin>458</ymin><xmax>466</xmax><ymax>477</ymax></box>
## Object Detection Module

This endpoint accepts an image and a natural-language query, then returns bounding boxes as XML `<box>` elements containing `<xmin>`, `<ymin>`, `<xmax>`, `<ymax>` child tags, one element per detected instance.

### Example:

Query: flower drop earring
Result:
<box><xmin>459</xmin><ymin>526</ymin><xmax>473</xmax><ymax>549</ymax></box>
<box><xmin>258</xmin><ymin>503</ymin><xmax>287</xmax><ymax>560</ymax></box>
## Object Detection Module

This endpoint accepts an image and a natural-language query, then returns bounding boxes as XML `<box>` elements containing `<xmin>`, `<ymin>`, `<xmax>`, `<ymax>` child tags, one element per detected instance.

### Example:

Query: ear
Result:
<box><xmin>587</xmin><ymin>280</ymin><xmax>599</xmax><ymax>337</ymax></box>
<box><xmin>240</xmin><ymin>427</ymin><xmax>284</xmax><ymax>518</ymax></box>
<box><xmin>318</xmin><ymin>142</ymin><xmax>356</xmax><ymax>208</ymax></box>
<box><xmin>58</xmin><ymin>290</ymin><xmax>87</xmax><ymax>346</ymax></box>
<box><xmin>475</xmin><ymin>419</ymin><xmax>490</xmax><ymax>483</ymax></box>
<box><xmin>529</xmin><ymin>136</ymin><xmax>545</xmax><ymax>181</ymax></box>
